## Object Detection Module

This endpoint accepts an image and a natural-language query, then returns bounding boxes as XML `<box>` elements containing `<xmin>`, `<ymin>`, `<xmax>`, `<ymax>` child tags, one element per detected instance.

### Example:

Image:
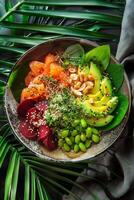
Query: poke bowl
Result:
<box><xmin>4</xmin><ymin>37</ymin><xmax>131</xmax><ymax>162</ymax></box>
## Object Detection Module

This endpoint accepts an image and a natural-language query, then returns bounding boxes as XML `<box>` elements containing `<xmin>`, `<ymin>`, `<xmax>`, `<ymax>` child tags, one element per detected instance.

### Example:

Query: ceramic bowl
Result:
<box><xmin>4</xmin><ymin>37</ymin><xmax>131</xmax><ymax>162</ymax></box>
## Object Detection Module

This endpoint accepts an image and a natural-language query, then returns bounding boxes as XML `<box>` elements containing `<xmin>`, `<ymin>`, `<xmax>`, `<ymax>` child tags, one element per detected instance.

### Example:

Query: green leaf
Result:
<box><xmin>24</xmin><ymin>165</ymin><xmax>30</xmax><ymax>200</ymax></box>
<box><xmin>0</xmin><ymin>80</ymin><xmax>5</xmax><ymax>96</ymax></box>
<box><xmin>84</xmin><ymin>45</ymin><xmax>110</xmax><ymax>70</ymax></box>
<box><xmin>24</xmin><ymin>0</ymin><xmax>123</xmax><ymax>8</ymax></box>
<box><xmin>107</xmin><ymin>63</ymin><xmax>124</xmax><ymax>91</ymax></box>
<box><xmin>62</xmin><ymin>43</ymin><xmax>84</xmax><ymax>65</ymax></box>
<box><xmin>0</xmin><ymin>45</ymin><xmax>25</xmax><ymax>54</ymax></box>
<box><xmin>37</xmin><ymin>178</ymin><xmax>45</xmax><ymax>200</ymax></box>
<box><xmin>10</xmin><ymin>154</ymin><xmax>20</xmax><ymax>200</ymax></box>
<box><xmin>104</xmin><ymin>93</ymin><xmax>129</xmax><ymax>131</ymax></box>
<box><xmin>0</xmin><ymin>22</ymin><xmax>116</xmax><ymax>40</ymax></box>
<box><xmin>31</xmin><ymin>170</ymin><xmax>36</xmax><ymax>200</ymax></box>
<box><xmin>15</xmin><ymin>9</ymin><xmax>122</xmax><ymax>25</ymax></box>
<box><xmin>5</xmin><ymin>0</ymin><xmax>15</xmax><ymax>22</ymax></box>
<box><xmin>4</xmin><ymin>150</ymin><xmax>17</xmax><ymax>200</ymax></box>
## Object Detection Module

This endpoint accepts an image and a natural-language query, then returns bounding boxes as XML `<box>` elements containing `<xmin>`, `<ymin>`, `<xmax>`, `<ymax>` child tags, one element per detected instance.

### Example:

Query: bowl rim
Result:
<box><xmin>4</xmin><ymin>36</ymin><xmax>131</xmax><ymax>163</ymax></box>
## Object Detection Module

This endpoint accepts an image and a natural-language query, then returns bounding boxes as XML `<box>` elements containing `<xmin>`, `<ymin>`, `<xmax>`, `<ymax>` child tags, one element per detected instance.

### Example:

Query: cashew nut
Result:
<box><xmin>74</xmin><ymin>81</ymin><xmax>82</xmax><ymax>89</ymax></box>
<box><xmin>86</xmin><ymin>81</ymin><xmax>94</xmax><ymax>89</ymax></box>
<box><xmin>78</xmin><ymin>82</ymin><xmax>86</xmax><ymax>91</ymax></box>
<box><xmin>71</xmin><ymin>86</ymin><xmax>82</xmax><ymax>96</ymax></box>
<box><xmin>68</xmin><ymin>67</ymin><xmax>77</xmax><ymax>73</ymax></box>
<box><xmin>70</xmin><ymin>73</ymin><xmax>78</xmax><ymax>81</ymax></box>
<box><xmin>83</xmin><ymin>85</ymin><xmax>93</xmax><ymax>95</ymax></box>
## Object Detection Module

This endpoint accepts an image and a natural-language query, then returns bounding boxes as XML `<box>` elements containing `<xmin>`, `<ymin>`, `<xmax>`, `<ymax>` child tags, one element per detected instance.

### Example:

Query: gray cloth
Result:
<box><xmin>63</xmin><ymin>0</ymin><xmax>134</xmax><ymax>199</ymax></box>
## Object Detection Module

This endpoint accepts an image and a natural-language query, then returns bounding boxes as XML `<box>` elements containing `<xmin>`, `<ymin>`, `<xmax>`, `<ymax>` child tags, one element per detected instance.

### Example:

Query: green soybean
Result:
<box><xmin>92</xmin><ymin>134</ymin><xmax>100</xmax><ymax>143</ymax></box>
<box><xmin>61</xmin><ymin>130</ymin><xmax>69</xmax><ymax>138</ymax></box>
<box><xmin>80</xmin><ymin>119</ymin><xmax>87</xmax><ymax>128</ymax></box>
<box><xmin>80</xmin><ymin>134</ymin><xmax>86</xmax><ymax>142</ymax></box>
<box><xmin>65</xmin><ymin>137</ymin><xmax>72</xmax><ymax>146</ymax></box>
<box><xmin>72</xmin><ymin>119</ymin><xmax>80</xmax><ymax>127</ymax></box>
<box><xmin>58</xmin><ymin>139</ymin><xmax>64</xmax><ymax>147</ymax></box>
<box><xmin>74</xmin><ymin>144</ymin><xmax>80</xmax><ymax>153</ymax></box>
<box><xmin>70</xmin><ymin>136</ymin><xmax>75</xmax><ymax>143</ymax></box>
<box><xmin>71</xmin><ymin>130</ymin><xmax>78</xmax><ymax>137</ymax></box>
<box><xmin>63</xmin><ymin>143</ymin><xmax>70</xmax><ymax>152</ymax></box>
<box><xmin>85</xmin><ymin>140</ymin><xmax>92</xmax><ymax>148</ymax></box>
<box><xmin>92</xmin><ymin>128</ymin><xmax>100</xmax><ymax>135</ymax></box>
<box><xmin>86</xmin><ymin>127</ymin><xmax>92</xmax><ymax>138</ymax></box>
<box><xmin>79</xmin><ymin>143</ymin><xmax>86</xmax><ymax>152</ymax></box>
<box><xmin>75</xmin><ymin>135</ymin><xmax>81</xmax><ymax>144</ymax></box>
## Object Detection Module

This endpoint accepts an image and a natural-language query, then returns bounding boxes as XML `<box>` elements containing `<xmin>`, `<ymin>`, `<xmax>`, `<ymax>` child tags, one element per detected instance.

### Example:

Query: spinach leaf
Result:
<box><xmin>107</xmin><ymin>63</ymin><xmax>124</xmax><ymax>92</ymax></box>
<box><xmin>104</xmin><ymin>93</ymin><xmax>129</xmax><ymax>131</ymax></box>
<box><xmin>62</xmin><ymin>43</ymin><xmax>84</xmax><ymax>66</ymax></box>
<box><xmin>84</xmin><ymin>45</ymin><xmax>110</xmax><ymax>71</ymax></box>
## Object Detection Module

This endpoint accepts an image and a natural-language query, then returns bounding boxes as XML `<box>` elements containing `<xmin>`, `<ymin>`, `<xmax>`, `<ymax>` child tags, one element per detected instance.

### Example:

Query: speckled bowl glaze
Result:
<box><xmin>4</xmin><ymin>37</ymin><xmax>131</xmax><ymax>163</ymax></box>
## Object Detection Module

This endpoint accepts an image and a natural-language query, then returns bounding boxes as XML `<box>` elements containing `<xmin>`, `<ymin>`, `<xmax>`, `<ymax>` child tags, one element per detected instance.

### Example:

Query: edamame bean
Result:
<box><xmin>58</xmin><ymin>139</ymin><xmax>64</xmax><ymax>147</ymax></box>
<box><xmin>85</xmin><ymin>140</ymin><xmax>92</xmax><ymax>148</ymax></box>
<box><xmin>75</xmin><ymin>135</ymin><xmax>81</xmax><ymax>144</ymax></box>
<box><xmin>92</xmin><ymin>134</ymin><xmax>100</xmax><ymax>143</ymax></box>
<box><xmin>74</xmin><ymin>144</ymin><xmax>80</xmax><ymax>153</ymax></box>
<box><xmin>92</xmin><ymin>128</ymin><xmax>100</xmax><ymax>135</ymax></box>
<box><xmin>80</xmin><ymin>134</ymin><xmax>86</xmax><ymax>142</ymax></box>
<box><xmin>86</xmin><ymin>127</ymin><xmax>92</xmax><ymax>138</ymax></box>
<box><xmin>70</xmin><ymin>136</ymin><xmax>75</xmax><ymax>143</ymax></box>
<box><xmin>79</xmin><ymin>143</ymin><xmax>86</xmax><ymax>152</ymax></box>
<box><xmin>65</xmin><ymin>137</ymin><xmax>72</xmax><ymax>146</ymax></box>
<box><xmin>80</xmin><ymin>119</ymin><xmax>87</xmax><ymax>128</ymax></box>
<box><xmin>63</xmin><ymin>143</ymin><xmax>70</xmax><ymax>152</ymax></box>
<box><xmin>61</xmin><ymin>130</ymin><xmax>69</xmax><ymax>138</ymax></box>
<box><xmin>72</xmin><ymin>119</ymin><xmax>80</xmax><ymax>127</ymax></box>
<box><xmin>71</xmin><ymin>130</ymin><xmax>78</xmax><ymax>137</ymax></box>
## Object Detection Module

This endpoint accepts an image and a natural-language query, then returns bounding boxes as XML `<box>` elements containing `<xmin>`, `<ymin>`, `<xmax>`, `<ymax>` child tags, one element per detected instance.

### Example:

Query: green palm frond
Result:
<box><xmin>0</xmin><ymin>0</ymin><xmax>125</xmax><ymax>199</ymax></box>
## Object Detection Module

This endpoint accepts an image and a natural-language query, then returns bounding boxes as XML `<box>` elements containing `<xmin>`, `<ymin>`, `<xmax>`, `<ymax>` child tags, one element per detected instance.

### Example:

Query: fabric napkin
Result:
<box><xmin>63</xmin><ymin>0</ymin><xmax>134</xmax><ymax>199</ymax></box>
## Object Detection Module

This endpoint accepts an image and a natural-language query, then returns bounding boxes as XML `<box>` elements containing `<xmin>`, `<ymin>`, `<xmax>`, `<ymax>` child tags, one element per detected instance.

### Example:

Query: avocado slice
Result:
<box><xmin>93</xmin><ymin>77</ymin><xmax>113</xmax><ymax>106</ymax></box>
<box><xmin>89</xmin><ymin>62</ymin><xmax>102</xmax><ymax>94</ymax></box>
<box><xmin>88</xmin><ymin>91</ymin><xmax>103</xmax><ymax>101</ymax></box>
<box><xmin>100</xmin><ymin>77</ymin><xmax>112</xmax><ymax>96</ymax></box>
<box><xmin>87</xmin><ymin>76</ymin><xmax>112</xmax><ymax>105</ymax></box>
<box><xmin>82</xmin><ymin>96</ymin><xmax>118</xmax><ymax>117</ymax></box>
<box><xmin>88</xmin><ymin>115</ymin><xmax>114</xmax><ymax>127</ymax></box>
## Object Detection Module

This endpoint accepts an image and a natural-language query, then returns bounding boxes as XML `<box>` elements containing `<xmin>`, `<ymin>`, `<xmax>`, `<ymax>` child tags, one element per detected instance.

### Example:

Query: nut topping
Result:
<box><xmin>70</xmin><ymin>74</ymin><xmax>78</xmax><ymax>81</ymax></box>
<box><xmin>71</xmin><ymin>87</ymin><xmax>82</xmax><ymax>97</ymax></box>
<box><xmin>68</xmin><ymin>67</ymin><xmax>77</xmax><ymax>73</ymax></box>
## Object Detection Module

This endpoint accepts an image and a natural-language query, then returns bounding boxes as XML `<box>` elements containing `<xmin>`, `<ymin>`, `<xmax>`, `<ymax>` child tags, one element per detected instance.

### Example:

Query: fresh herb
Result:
<box><xmin>62</xmin><ymin>43</ymin><xmax>85</xmax><ymax>67</ymax></box>
<box><xmin>45</xmin><ymin>89</ymin><xmax>83</xmax><ymax>128</ymax></box>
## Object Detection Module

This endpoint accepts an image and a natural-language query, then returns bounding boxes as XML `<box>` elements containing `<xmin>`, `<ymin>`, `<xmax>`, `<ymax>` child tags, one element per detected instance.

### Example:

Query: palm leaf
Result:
<box><xmin>0</xmin><ymin>0</ymin><xmax>125</xmax><ymax>199</ymax></box>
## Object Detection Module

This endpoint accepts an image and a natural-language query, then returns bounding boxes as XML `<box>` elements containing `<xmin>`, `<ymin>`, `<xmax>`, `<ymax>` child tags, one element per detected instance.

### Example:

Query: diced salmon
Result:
<box><xmin>25</xmin><ymin>71</ymin><xmax>35</xmax><ymax>86</ymax></box>
<box><xmin>50</xmin><ymin>62</ymin><xmax>63</xmax><ymax>79</ymax></box>
<box><xmin>44</xmin><ymin>53</ymin><xmax>58</xmax><ymax>66</ymax></box>
<box><xmin>59</xmin><ymin>71</ymin><xmax>69</xmax><ymax>87</ymax></box>
<box><xmin>30</xmin><ymin>74</ymin><xmax>44</xmax><ymax>85</ymax></box>
<box><xmin>20</xmin><ymin>83</ymin><xmax>46</xmax><ymax>102</ymax></box>
<box><xmin>29</xmin><ymin>61</ymin><xmax>45</xmax><ymax>76</ymax></box>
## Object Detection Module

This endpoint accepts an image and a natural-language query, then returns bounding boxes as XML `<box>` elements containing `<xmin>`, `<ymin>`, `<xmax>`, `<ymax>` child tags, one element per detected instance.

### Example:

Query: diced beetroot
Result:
<box><xmin>38</xmin><ymin>125</ymin><xmax>51</xmax><ymax>142</ymax></box>
<box><xmin>17</xmin><ymin>99</ymin><xmax>36</xmax><ymax>118</ymax></box>
<box><xmin>19</xmin><ymin>120</ymin><xmax>37</xmax><ymax>140</ymax></box>
<box><xmin>26</xmin><ymin>107</ymin><xmax>42</xmax><ymax>127</ymax></box>
<box><xmin>43</xmin><ymin>134</ymin><xmax>57</xmax><ymax>151</ymax></box>
<box><xmin>35</xmin><ymin>100</ymin><xmax>48</xmax><ymax>113</ymax></box>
